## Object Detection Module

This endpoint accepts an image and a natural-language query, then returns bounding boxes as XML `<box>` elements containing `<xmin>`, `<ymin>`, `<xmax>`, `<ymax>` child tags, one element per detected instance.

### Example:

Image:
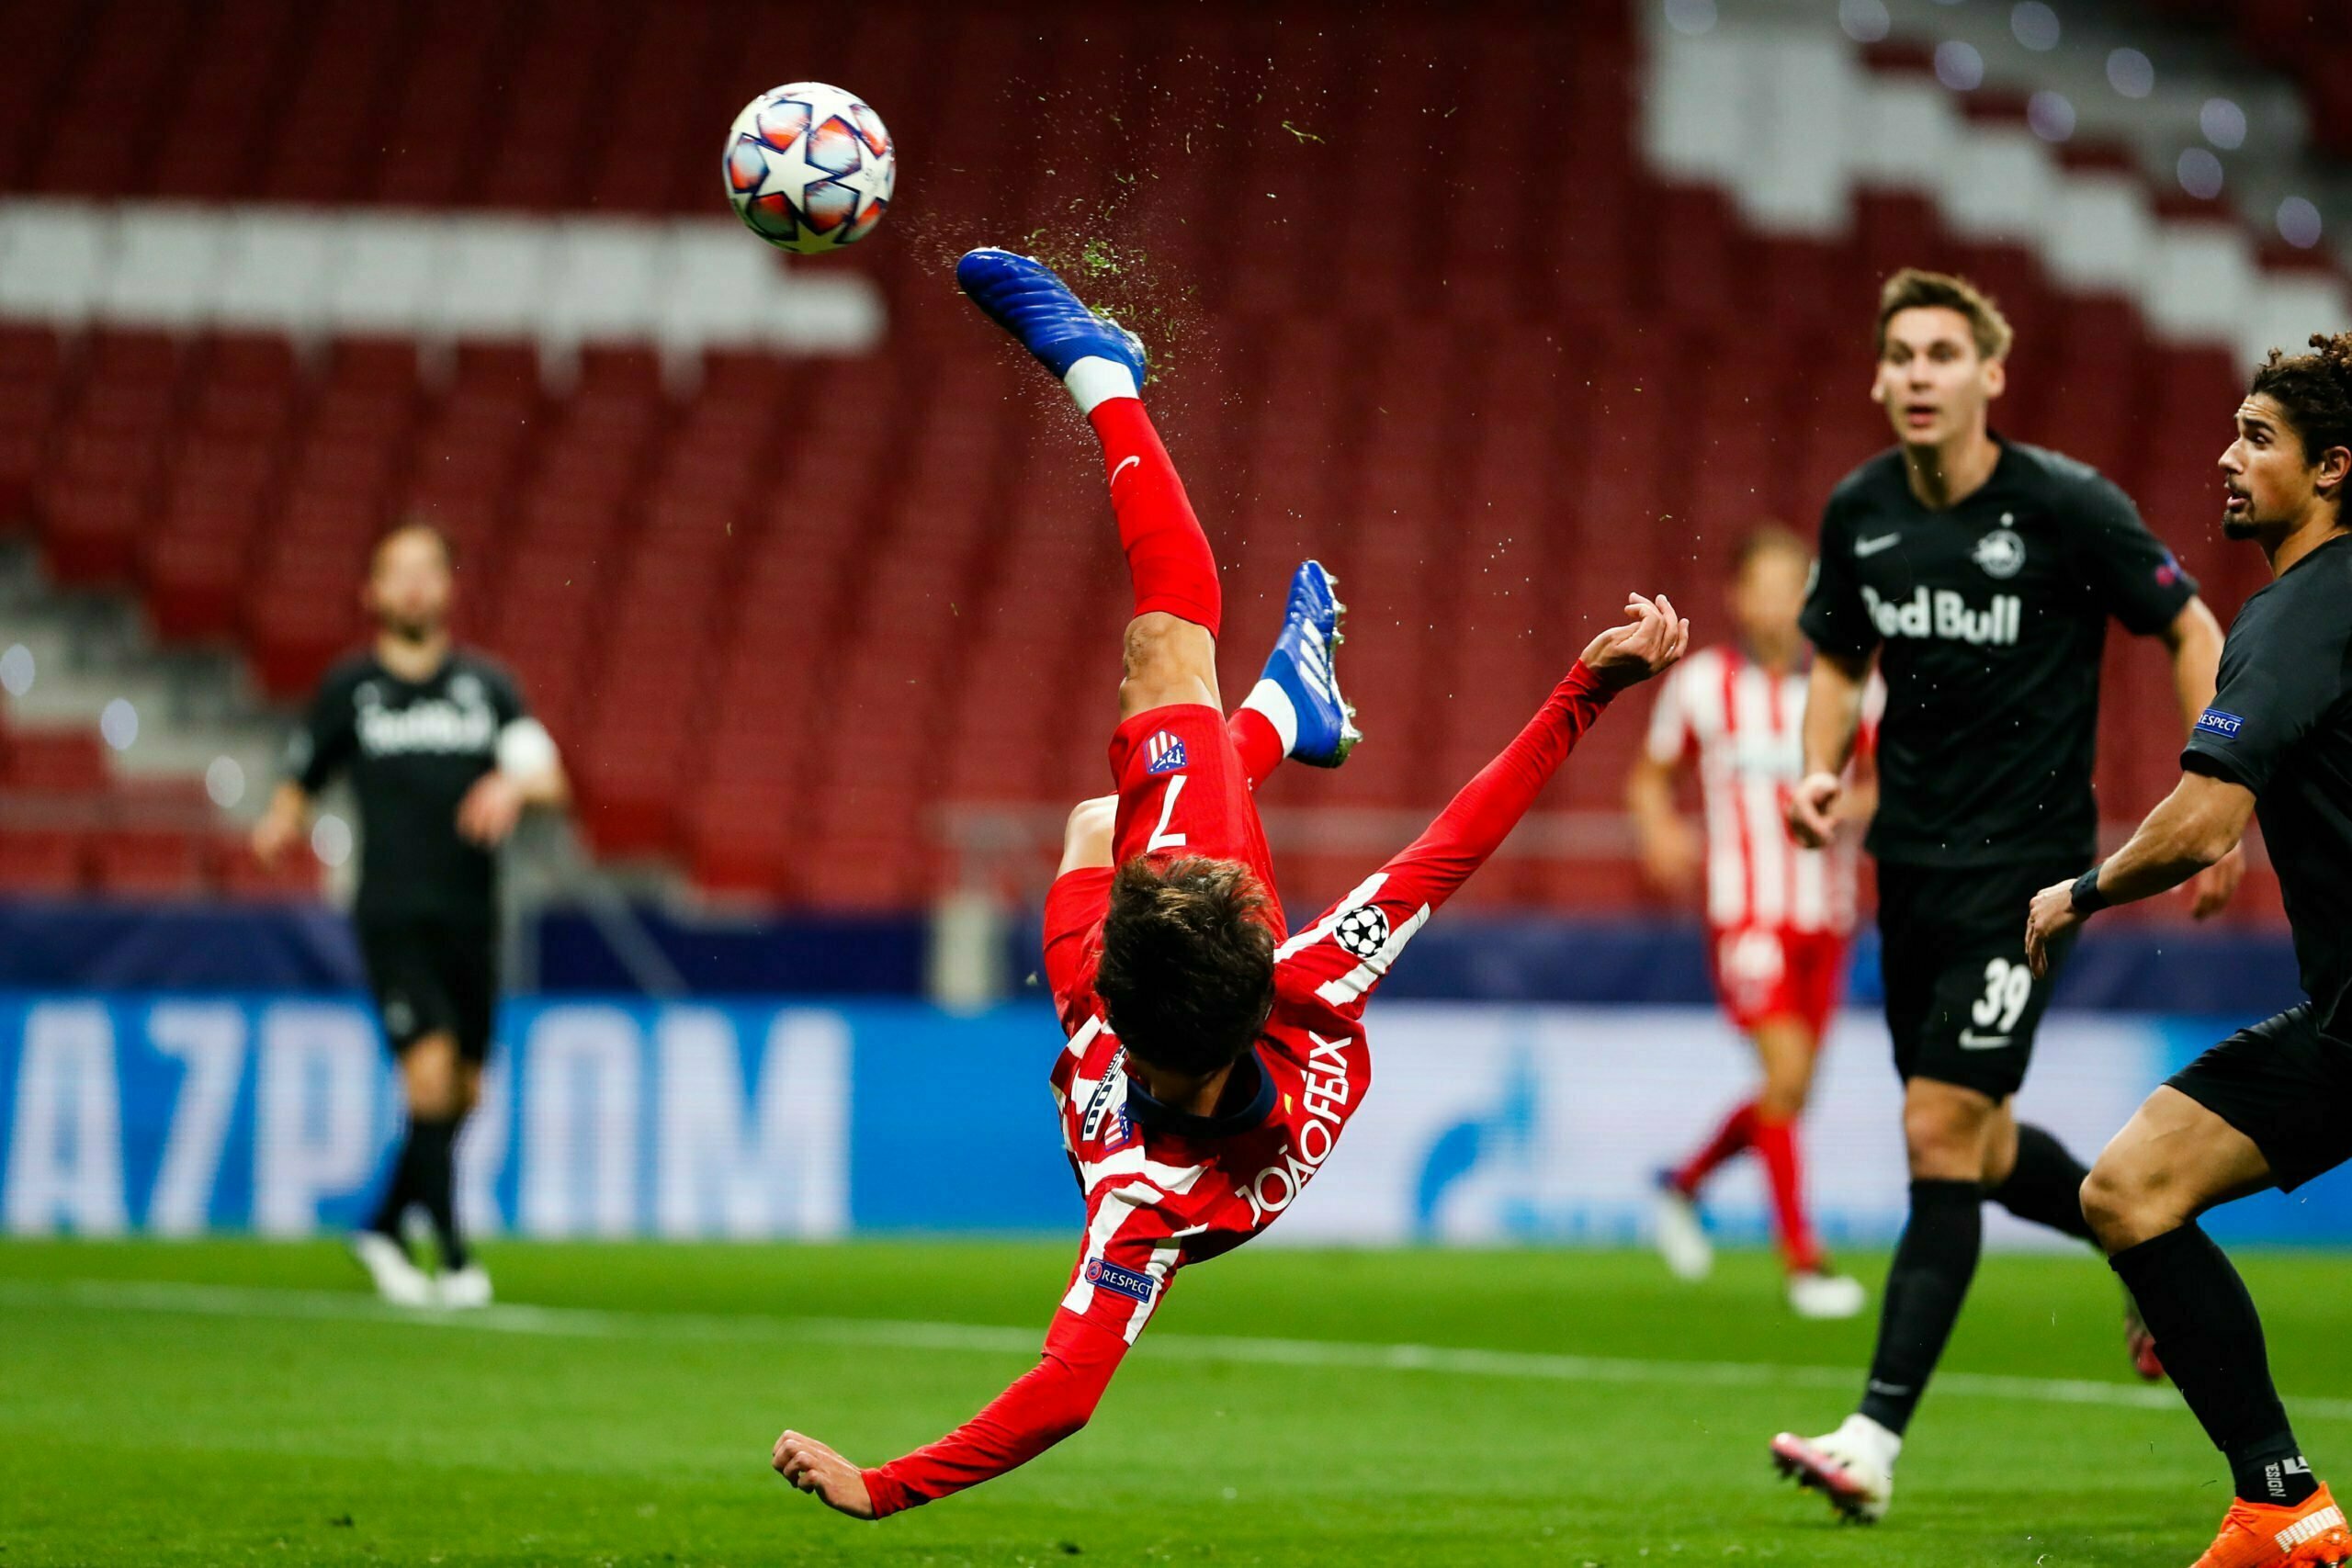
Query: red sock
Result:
<box><xmin>1088</xmin><ymin>397</ymin><xmax>1220</xmax><ymax>637</ymax></box>
<box><xmin>1673</xmin><ymin>1100</ymin><xmax>1758</xmax><ymax>1196</ymax></box>
<box><xmin>1227</xmin><ymin>707</ymin><xmax>1283</xmax><ymax>790</ymax></box>
<box><xmin>1752</xmin><ymin>1113</ymin><xmax>1823</xmax><ymax>1275</ymax></box>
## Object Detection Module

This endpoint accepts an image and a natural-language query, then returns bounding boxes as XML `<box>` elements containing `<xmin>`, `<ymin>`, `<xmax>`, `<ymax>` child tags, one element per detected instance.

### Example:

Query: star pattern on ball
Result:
<box><xmin>726</xmin><ymin>84</ymin><xmax>896</xmax><ymax>253</ymax></box>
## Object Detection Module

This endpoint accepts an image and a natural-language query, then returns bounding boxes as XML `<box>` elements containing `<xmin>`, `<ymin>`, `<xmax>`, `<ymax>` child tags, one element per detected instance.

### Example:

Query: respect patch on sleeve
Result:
<box><xmin>1082</xmin><ymin>1257</ymin><xmax>1155</xmax><ymax>1303</ymax></box>
<box><xmin>2195</xmin><ymin>708</ymin><xmax>2245</xmax><ymax>740</ymax></box>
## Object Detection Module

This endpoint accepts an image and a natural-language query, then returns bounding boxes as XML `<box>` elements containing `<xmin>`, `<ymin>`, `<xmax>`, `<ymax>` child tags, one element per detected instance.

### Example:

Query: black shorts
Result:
<box><xmin>1877</xmin><ymin>857</ymin><xmax>2080</xmax><ymax>1100</ymax></box>
<box><xmin>356</xmin><ymin>915</ymin><xmax>500</xmax><ymax>1064</ymax></box>
<box><xmin>2168</xmin><ymin>1004</ymin><xmax>2352</xmax><ymax>1193</ymax></box>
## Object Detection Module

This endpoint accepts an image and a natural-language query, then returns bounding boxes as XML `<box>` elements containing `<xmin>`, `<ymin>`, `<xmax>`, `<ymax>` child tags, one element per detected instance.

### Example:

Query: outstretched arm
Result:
<box><xmin>1405</xmin><ymin>594</ymin><xmax>1686</xmax><ymax>903</ymax></box>
<box><xmin>774</xmin><ymin>1309</ymin><xmax>1128</xmax><ymax>1519</ymax></box>
<box><xmin>2024</xmin><ymin>770</ymin><xmax>2256</xmax><ymax>976</ymax></box>
<box><xmin>1283</xmin><ymin>596</ymin><xmax>1688</xmax><ymax>1007</ymax></box>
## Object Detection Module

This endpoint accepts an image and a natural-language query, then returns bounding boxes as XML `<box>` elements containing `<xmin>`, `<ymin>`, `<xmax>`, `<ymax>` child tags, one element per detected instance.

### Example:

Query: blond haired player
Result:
<box><xmin>1768</xmin><ymin>269</ymin><xmax>2236</xmax><ymax>1522</ymax></box>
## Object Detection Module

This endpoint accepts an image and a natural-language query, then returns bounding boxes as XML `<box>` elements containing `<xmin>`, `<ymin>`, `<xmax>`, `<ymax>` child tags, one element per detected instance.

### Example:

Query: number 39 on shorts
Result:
<box><xmin>1973</xmin><ymin>957</ymin><xmax>2034</xmax><ymax>1032</ymax></box>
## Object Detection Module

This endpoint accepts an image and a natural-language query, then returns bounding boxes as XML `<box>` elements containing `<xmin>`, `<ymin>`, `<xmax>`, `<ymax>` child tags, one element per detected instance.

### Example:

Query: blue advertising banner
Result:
<box><xmin>0</xmin><ymin>995</ymin><xmax>1078</xmax><ymax>1241</ymax></box>
<box><xmin>1</xmin><ymin>993</ymin><xmax>2344</xmax><ymax>1247</ymax></box>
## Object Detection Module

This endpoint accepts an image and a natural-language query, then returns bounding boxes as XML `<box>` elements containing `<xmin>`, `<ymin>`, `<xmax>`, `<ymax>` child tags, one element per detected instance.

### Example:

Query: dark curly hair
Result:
<box><xmin>1095</xmin><ymin>856</ymin><xmax>1276</xmax><ymax>1078</ymax></box>
<box><xmin>2249</xmin><ymin>332</ymin><xmax>2352</xmax><ymax>485</ymax></box>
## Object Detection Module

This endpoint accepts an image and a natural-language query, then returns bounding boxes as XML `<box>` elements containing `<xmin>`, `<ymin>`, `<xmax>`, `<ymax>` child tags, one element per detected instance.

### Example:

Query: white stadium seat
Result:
<box><xmin>0</xmin><ymin>201</ymin><xmax>112</xmax><ymax>325</ymax></box>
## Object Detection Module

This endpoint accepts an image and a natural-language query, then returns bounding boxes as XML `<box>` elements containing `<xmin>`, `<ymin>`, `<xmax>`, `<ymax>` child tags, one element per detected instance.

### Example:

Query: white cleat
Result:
<box><xmin>350</xmin><ymin>1230</ymin><xmax>434</xmax><ymax>1308</ymax></box>
<box><xmin>1786</xmin><ymin>1269</ymin><xmax>1868</xmax><ymax>1320</ymax></box>
<box><xmin>436</xmin><ymin>1263</ymin><xmax>493</xmax><ymax>1310</ymax></box>
<box><xmin>1770</xmin><ymin>1414</ymin><xmax>1899</xmax><ymax>1523</ymax></box>
<box><xmin>1650</xmin><ymin>1175</ymin><xmax>1714</xmax><ymax>1281</ymax></box>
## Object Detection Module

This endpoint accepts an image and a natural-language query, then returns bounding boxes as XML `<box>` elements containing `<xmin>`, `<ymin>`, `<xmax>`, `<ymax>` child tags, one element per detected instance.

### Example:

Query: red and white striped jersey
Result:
<box><xmin>1042</xmin><ymin>898</ymin><xmax>1389</xmax><ymax>1344</ymax></box>
<box><xmin>1644</xmin><ymin>645</ymin><xmax>1879</xmax><ymax>934</ymax></box>
<box><xmin>857</xmin><ymin>666</ymin><xmax>1619</xmax><ymax>1519</ymax></box>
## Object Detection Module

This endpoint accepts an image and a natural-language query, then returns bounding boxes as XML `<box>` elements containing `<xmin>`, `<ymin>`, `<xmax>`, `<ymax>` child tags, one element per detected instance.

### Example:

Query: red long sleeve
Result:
<box><xmin>1275</xmin><ymin>660</ymin><xmax>1615</xmax><ymax>1016</ymax></box>
<box><xmin>861</xmin><ymin>1311</ymin><xmax>1129</xmax><ymax>1517</ymax></box>
<box><xmin>1374</xmin><ymin>660</ymin><xmax>1615</xmax><ymax>911</ymax></box>
<box><xmin>864</xmin><ymin>665</ymin><xmax>1617</xmax><ymax>1519</ymax></box>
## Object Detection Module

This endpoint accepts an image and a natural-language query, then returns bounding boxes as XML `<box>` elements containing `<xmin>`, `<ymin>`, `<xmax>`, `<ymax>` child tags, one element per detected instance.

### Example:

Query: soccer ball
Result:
<box><xmin>723</xmin><ymin>82</ymin><xmax>895</xmax><ymax>254</ymax></box>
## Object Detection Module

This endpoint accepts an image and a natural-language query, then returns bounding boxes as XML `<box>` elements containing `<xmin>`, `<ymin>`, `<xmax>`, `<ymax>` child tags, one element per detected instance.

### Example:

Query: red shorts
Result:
<box><xmin>1708</xmin><ymin>925</ymin><xmax>1849</xmax><ymax>1038</ymax></box>
<box><xmin>1041</xmin><ymin>705</ymin><xmax>1283</xmax><ymax>1028</ymax></box>
<box><xmin>1104</xmin><ymin>703</ymin><xmax>1278</xmax><ymax>900</ymax></box>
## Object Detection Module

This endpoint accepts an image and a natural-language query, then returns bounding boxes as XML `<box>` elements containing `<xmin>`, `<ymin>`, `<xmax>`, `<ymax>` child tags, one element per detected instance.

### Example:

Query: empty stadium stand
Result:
<box><xmin>0</xmin><ymin>0</ymin><xmax>2322</xmax><ymax>918</ymax></box>
<box><xmin>2144</xmin><ymin>0</ymin><xmax>2352</xmax><ymax>162</ymax></box>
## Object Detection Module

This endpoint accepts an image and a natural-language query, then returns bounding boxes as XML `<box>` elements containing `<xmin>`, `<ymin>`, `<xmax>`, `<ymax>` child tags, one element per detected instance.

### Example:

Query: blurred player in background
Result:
<box><xmin>2029</xmin><ymin>337</ymin><xmax>2352</xmax><ymax>1568</ymax></box>
<box><xmin>1631</xmin><ymin>525</ymin><xmax>1877</xmax><ymax>1320</ymax></box>
<box><xmin>770</xmin><ymin>248</ymin><xmax>1687</xmax><ymax>1518</ymax></box>
<box><xmin>1769</xmin><ymin>269</ymin><xmax>2236</xmax><ymax>1522</ymax></box>
<box><xmin>252</xmin><ymin>522</ymin><xmax>567</xmax><ymax>1309</ymax></box>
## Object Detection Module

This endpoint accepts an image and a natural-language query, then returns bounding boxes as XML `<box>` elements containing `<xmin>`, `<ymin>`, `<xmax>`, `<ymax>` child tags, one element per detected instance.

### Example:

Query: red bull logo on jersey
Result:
<box><xmin>1145</xmin><ymin>731</ymin><xmax>1188</xmax><ymax>775</ymax></box>
<box><xmin>1083</xmin><ymin>1256</ymin><xmax>1156</xmax><ymax>1303</ymax></box>
<box><xmin>1860</xmin><ymin>585</ymin><xmax>2021</xmax><ymax>647</ymax></box>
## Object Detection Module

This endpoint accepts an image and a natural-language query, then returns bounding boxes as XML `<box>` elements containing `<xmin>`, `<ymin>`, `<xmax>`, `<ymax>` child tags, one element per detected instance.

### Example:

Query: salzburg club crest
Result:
<box><xmin>1973</xmin><ymin>526</ymin><xmax>2026</xmax><ymax>580</ymax></box>
<box><xmin>1333</xmin><ymin>904</ymin><xmax>1391</xmax><ymax>960</ymax></box>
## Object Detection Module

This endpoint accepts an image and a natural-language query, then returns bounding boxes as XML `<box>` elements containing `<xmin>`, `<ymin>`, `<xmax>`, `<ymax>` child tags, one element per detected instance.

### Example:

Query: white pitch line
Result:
<box><xmin>7</xmin><ymin>1277</ymin><xmax>2352</xmax><ymax>1424</ymax></box>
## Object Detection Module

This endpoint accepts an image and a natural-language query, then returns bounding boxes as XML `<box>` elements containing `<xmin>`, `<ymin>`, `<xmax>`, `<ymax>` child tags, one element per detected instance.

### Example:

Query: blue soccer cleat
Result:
<box><xmin>1258</xmin><ymin>559</ymin><xmax>1361</xmax><ymax>769</ymax></box>
<box><xmin>956</xmin><ymin>247</ymin><xmax>1148</xmax><ymax>400</ymax></box>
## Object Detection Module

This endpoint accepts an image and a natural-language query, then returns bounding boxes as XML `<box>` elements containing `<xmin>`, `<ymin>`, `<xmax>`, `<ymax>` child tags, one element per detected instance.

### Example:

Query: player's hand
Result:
<box><xmin>1786</xmin><ymin>773</ymin><xmax>1842</xmax><ymax>850</ymax></box>
<box><xmin>772</xmin><ymin>1429</ymin><xmax>876</xmax><ymax>1519</ymax></box>
<box><xmin>456</xmin><ymin>773</ymin><xmax>526</xmax><ymax>847</ymax></box>
<box><xmin>1638</xmin><ymin>818</ymin><xmax>1702</xmax><ymax>895</ymax></box>
<box><xmin>1579</xmin><ymin>593</ymin><xmax>1690</xmax><ymax>692</ymax></box>
<box><xmin>2185</xmin><ymin>842</ymin><xmax>2245</xmax><ymax>920</ymax></box>
<box><xmin>250</xmin><ymin>807</ymin><xmax>302</xmax><ymax>867</ymax></box>
<box><xmin>2024</xmin><ymin>879</ymin><xmax>2082</xmax><ymax>978</ymax></box>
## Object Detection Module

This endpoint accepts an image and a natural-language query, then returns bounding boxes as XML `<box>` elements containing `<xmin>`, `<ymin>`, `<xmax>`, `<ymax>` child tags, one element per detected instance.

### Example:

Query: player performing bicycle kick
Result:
<box><xmin>769</xmin><ymin>248</ymin><xmax>1690</xmax><ymax>1517</ymax></box>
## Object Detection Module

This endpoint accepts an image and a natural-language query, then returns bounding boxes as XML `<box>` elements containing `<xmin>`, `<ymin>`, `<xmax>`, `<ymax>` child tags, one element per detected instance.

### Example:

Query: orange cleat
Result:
<box><xmin>2190</xmin><ymin>1483</ymin><xmax>2351</xmax><ymax>1568</ymax></box>
<box><xmin>2125</xmin><ymin>1294</ymin><xmax>2166</xmax><ymax>1383</ymax></box>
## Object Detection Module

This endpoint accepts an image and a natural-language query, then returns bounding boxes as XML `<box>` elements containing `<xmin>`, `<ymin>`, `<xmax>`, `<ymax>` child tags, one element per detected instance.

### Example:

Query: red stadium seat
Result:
<box><xmin>5</xmin><ymin>729</ymin><xmax>112</xmax><ymax>795</ymax></box>
<box><xmin>88</xmin><ymin>829</ymin><xmax>208</xmax><ymax>897</ymax></box>
<box><xmin>211</xmin><ymin>836</ymin><xmax>324</xmax><ymax>901</ymax></box>
<box><xmin>0</xmin><ymin>0</ymin><xmax>2300</xmax><ymax>922</ymax></box>
<box><xmin>0</xmin><ymin>829</ymin><xmax>86</xmax><ymax>895</ymax></box>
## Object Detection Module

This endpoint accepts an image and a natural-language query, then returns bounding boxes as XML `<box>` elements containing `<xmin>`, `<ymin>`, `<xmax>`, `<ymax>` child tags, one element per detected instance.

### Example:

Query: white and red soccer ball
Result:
<box><xmin>724</xmin><ymin>82</ymin><xmax>895</xmax><ymax>254</ymax></box>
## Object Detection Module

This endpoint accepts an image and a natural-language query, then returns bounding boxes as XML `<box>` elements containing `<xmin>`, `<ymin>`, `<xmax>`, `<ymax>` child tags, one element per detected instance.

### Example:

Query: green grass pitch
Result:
<box><xmin>2</xmin><ymin>1238</ymin><xmax>2346</xmax><ymax>1565</ymax></box>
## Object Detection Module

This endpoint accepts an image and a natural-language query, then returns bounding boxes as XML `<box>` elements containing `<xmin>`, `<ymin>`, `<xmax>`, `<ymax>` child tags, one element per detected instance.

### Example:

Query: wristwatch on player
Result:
<box><xmin>2069</xmin><ymin>863</ymin><xmax>2109</xmax><ymax>917</ymax></box>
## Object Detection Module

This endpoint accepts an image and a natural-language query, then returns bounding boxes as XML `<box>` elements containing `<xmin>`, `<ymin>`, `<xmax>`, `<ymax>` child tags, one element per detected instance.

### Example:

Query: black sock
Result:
<box><xmin>2110</xmin><ymin>1224</ymin><xmax>2313</xmax><ymax>1506</ymax></box>
<box><xmin>369</xmin><ymin>1128</ymin><xmax>418</xmax><ymax>1240</ymax></box>
<box><xmin>1857</xmin><ymin>1179</ymin><xmax>1983</xmax><ymax>1436</ymax></box>
<box><xmin>406</xmin><ymin>1117</ymin><xmax>466</xmax><ymax>1271</ymax></box>
<box><xmin>1987</xmin><ymin>1123</ymin><xmax>2096</xmax><ymax>1243</ymax></box>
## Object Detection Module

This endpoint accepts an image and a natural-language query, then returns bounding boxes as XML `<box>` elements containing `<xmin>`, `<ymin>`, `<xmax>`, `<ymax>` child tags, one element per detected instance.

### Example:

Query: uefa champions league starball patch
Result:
<box><xmin>1333</xmin><ymin>905</ymin><xmax>1391</xmax><ymax>960</ymax></box>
